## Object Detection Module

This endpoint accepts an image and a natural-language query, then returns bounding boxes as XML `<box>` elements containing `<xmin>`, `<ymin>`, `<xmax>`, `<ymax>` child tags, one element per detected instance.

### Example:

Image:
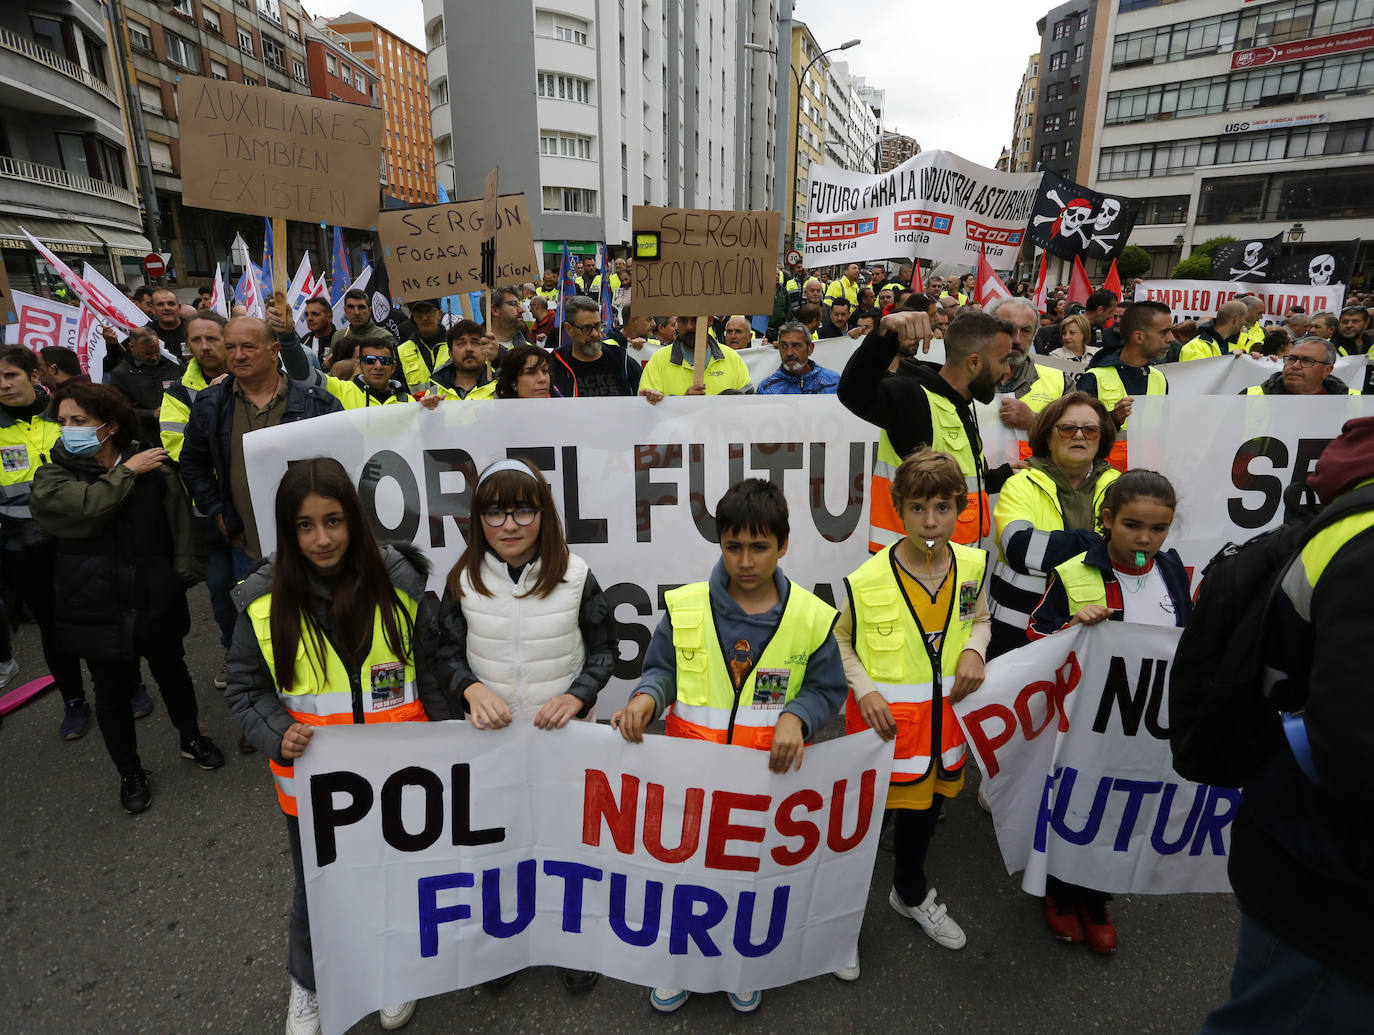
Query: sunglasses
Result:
<box><xmin>1054</xmin><ymin>422</ymin><xmax>1101</xmax><ymax>440</ymax></box>
<box><xmin>360</xmin><ymin>355</ymin><xmax>395</xmax><ymax>366</ymax></box>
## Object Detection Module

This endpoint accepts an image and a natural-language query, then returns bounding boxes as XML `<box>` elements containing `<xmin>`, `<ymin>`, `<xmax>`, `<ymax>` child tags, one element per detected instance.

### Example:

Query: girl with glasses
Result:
<box><xmin>421</xmin><ymin>456</ymin><xmax>614</xmax><ymax>994</ymax></box>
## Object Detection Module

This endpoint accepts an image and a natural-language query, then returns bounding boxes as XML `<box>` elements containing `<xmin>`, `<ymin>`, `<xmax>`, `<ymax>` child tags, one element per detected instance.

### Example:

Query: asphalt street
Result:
<box><xmin>0</xmin><ymin>590</ymin><xmax>1240</xmax><ymax>1034</ymax></box>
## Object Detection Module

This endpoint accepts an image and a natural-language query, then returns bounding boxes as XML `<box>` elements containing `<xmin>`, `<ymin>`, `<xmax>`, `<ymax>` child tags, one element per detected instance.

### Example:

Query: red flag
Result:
<box><xmin>975</xmin><ymin>245</ymin><xmax>1012</xmax><ymax>307</ymax></box>
<box><xmin>1067</xmin><ymin>255</ymin><xmax>1093</xmax><ymax>306</ymax></box>
<box><xmin>1032</xmin><ymin>251</ymin><xmax>1049</xmax><ymax>313</ymax></box>
<box><xmin>21</xmin><ymin>227</ymin><xmax>144</xmax><ymax>331</ymax></box>
<box><xmin>912</xmin><ymin>260</ymin><xmax>924</xmax><ymax>294</ymax></box>
<box><xmin>1102</xmin><ymin>258</ymin><xmax>1123</xmax><ymax>301</ymax></box>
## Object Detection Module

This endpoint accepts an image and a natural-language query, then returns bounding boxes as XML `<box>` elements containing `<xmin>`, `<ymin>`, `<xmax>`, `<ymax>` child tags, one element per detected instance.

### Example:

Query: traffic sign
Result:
<box><xmin>143</xmin><ymin>253</ymin><xmax>165</xmax><ymax>278</ymax></box>
<box><xmin>785</xmin><ymin>249</ymin><xmax>802</xmax><ymax>267</ymax></box>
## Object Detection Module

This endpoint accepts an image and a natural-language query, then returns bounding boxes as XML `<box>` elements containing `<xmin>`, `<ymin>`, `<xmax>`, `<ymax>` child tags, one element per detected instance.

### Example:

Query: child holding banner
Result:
<box><xmin>836</xmin><ymin>448</ymin><xmax>990</xmax><ymax>958</ymax></box>
<box><xmin>224</xmin><ymin>458</ymin><xmax>447</xmax><ymax>1035</ymax></box>
<box><xmin>1027</xmin><ymin>469</ymin><xmax>1193</xmax><ymax>953</ymax></box>
<box><xmin>422</xmin><ymin>456</ymin><xmax>615</xmax><ymax>994</ymax></box>
<box><xmin>610</xmin><ymin>478</ymin><xmax>849</xmax><ymax>1012</ymax></box>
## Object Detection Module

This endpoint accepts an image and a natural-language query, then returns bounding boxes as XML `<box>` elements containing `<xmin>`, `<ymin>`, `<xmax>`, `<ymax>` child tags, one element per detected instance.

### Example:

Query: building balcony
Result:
<box><xmin>0</xmin><ymin>156</ymin><xmax>139</xmax><ymax>225</ymax></box>
<box><xmin>0</xmin><ymin>25</ymin><xmax>119</xmax><ymax>107</ymax></box>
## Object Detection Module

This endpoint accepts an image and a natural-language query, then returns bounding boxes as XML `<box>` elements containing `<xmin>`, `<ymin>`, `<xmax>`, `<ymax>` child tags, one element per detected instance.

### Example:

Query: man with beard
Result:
<box><xmin>839</xmin><ymin>309</ymin><xmax>1015</xmax><ymax>550</ymax></box>
<box><xmin>819</xmin><ymin>299</ymin><xmax>852</xmax><ymax>339</ymax></box>
<box><xmin>758</xmin><ymin>322</ymin><xmax>840</xmax><ymax>395</ymax></box>
<box><xmin>987</xmin><ymin>297</ymin><xmax>1067</xmax><ymax>433</ymax></box>
<box><xmin>429</xmin><ymin>321</ymin><xmax>497</xmax><ymax>400</ymax></box>
<box><xmin>548</xmin><ymin>295</ymin><xmax>641</xmax><ymax>397</ymax></box>
<box><xmin>1333</xmin><ymin>304</ymin><xmax>1373</xmax><ymax>356</ymax></box>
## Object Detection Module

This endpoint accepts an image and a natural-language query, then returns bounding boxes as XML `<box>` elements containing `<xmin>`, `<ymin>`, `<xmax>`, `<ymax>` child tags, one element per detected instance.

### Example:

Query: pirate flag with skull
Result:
<box><xmin>1210</xmin><ymin>234</ymin><xmax>1283</xmax><ymax>283</ymax></box>
<box><xmin>1028</xmin><ymin>171</ymin><xmax>1139</xmax><ymax>262</ymax></box>
<box><xmin>1272</xmin><ymin>240</ymin><xmax>1361</xmax><ymax>288</ymax></box>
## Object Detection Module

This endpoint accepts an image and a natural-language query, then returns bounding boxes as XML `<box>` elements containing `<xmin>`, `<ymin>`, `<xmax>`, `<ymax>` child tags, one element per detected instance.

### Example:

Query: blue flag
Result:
<box><xmin>437</xmin><ymin>181</ymin><xmax>450</xmax><ymax>204</ymax></box>
<box><xmin>260</xmin><ymin>217</ymin><xmax>274</xmax><ymax>298</ymax></box>
<box><xmin>556</xmin><ymin>242</ymin><xmax>577</xmax><ymax>324</ymax></box>
<box><xmin>331</xmin><ymin>227</ymin><xmax>349</xmax><ymax>306</ymax></box>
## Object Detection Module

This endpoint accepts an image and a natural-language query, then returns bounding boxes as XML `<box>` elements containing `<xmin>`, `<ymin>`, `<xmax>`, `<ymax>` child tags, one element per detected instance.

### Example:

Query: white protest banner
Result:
<box><xmin>244</xmin><ymin>397</ymin><xmax>880</xmax><ymax>709</ymax></box>
<box><xmin>1035</xmin><ymin>352</ymin><xmax>1370</xmax><ymax>395</ymax></box>
<box><xmin>804</xmin><ymin>151</ymin><xmax>1043</xmax><ymax>270</ymax></box>
<box><xmin>1128</xmin><ymin>395</ymin><xmax>1374</xmax><ymax>586</ymax></box>
<box><xmin>81</xmin><ymin>262</ymin><xmax>152</xmax><ymax>332</ymax></box>
<box><xmin>3</xmin><ymin>290</ymin><xmax>106</xmax><ymax>377</ymax></box>
<box><xmin>954</xmin><ymin>623</ymin><xmax>1238</xmax><ymax>895</ymax></box>
<box><xmin>736</xmin><ymin>338</ymin><xmax>949</xmax><ymax>388</ymax></box>
<box><xmin>1133</xmin><ymin>279</ymin><xmax>1345</xmax><ymax>325</ymax></box>
<box><xmin>296</xmin><ymin>721</ymin><xmax>892</xmax><ymax>1035</ymax></box>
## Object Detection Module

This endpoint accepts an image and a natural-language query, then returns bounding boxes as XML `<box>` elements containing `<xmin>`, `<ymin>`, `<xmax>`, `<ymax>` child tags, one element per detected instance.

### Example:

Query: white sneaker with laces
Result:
<box><xmin>832</xmin><ymin>952</ymin><xmax>861</xmax><ymax>981</ymax></box>
<box><xmin>889</xmin><ymin>886</ymin><xmax>966</xmax><ymax>950</ymax></box>
<box><xmin>378</xmin><ymin>1000</ymin><xmax>416</xmax><ymax>1030</ymax></box>
<box><xmin>284</xmin><ymin>977</ymin><xmax>320</xmax><ymax>1035</ymax></box>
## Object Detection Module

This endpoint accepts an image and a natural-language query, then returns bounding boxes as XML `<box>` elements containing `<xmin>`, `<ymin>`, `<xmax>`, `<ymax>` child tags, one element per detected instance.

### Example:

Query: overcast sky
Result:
<box><xmin>305</xmin><ymin>0</ymin><xmax>1041</xmax><ymax>167</ymax></box>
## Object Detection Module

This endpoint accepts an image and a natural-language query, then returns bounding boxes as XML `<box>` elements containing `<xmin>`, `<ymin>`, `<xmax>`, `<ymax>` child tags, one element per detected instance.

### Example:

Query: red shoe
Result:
<box><xmin>1043</xmin><ymin>896</ymin><xmax>1084</xmax><ymax>942</ymax></box>
<box><xmin>1078</xmin><ymin>901</ymin><xmax>1117</xmax><ymax>955</ymax></box>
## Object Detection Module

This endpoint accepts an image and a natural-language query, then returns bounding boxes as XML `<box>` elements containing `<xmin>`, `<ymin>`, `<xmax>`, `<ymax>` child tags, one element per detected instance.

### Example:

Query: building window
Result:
<box><xmin>128</xmin><ymin>21</ymin><xmax>153</xmax><ymax>52</ymax></box>
<box><xmin>537</xmin><ymin>72</ymin><xmax>591</xmax><ymax>103</ymax></box>
<box><xmin>432</xmin><ymin>76</ymin><xmax>448</xmax><ymax>105</ymax></box>
<box><xmin>1198</xmin><ymin>166</ymin><xmax>1374</xmax><ymax>224</ymax></box>
<box><xmin>210</xmin><ymin>58</ymin><xmax>228</xmax><ymax>80</ymax></box>
<box><xmin>1067</xmin><ymin>107</ymin><xmax>1077</xmax><ymax>126</ymax></box>
<box><xmin>1047</xmin><ymin>82</ymin><xmax>1065</xmax><ymax>102</ymax></box>
<box><xmin>1049</xmin><ymin>51</ymin><xmax>1066</xmax><ymax>71</ymax></box>
<box><xmin>1039</xmin><ymin>143</ymin><xmax>1058</xmax><ymax>162</ymax></box>
<box><xmin>285</xmin><ymin>14</ymin><xmax>300</xmax><ymax>41</ymax></box>
<box><xmin>261</xmin><ymin>35</ymin><xmax>284</xmax><ymax>71</ymax></box>
<box><xmin>171</xmin><ymin>0</ymin><xmax>193</xmax><ymax>17</ymax></box>
<box><xmin>55</xmin><ymin>132</ymin><xmax>90</xmax><ymax>177</ymax></box>
<box><xmin>1078</xmin><ymin>12</ymin><xmax>1088</xmax><ymax>29</ymax></box>
<box><xmin>244</xmin><ymin>74</ymin><xmax>257</xmax><ymax>86</ymax></box>
<box><xmin>137</xmin><ymin>80</ymin><xmax>163</xmax><ymax>114</ymax></box>
<box><xmin>1043</xmin><ymin>114</ymin><xmax>1062</xmax><ymax>133</ymax></box>
<box><xmin>1069</xmin><ymin>75</ymin><xmax>1081</xmax><ymax>94</ymax></box>
<box><xmin>292</xmin><ymin>59</ymin><xmax>307</xmax><ymax>84</ymax></box>
<box><xmin>341</xmin><ymin>64</ymin><xmax>352</xmax><ymax>86</ymax></box>
<box><xmin>1098</xmin><ymin>118</ymin><xmax>1374</xmax><ymax>180</ymax></box>
<box><xmin>541</xmin><ymin>186</ymin><xmax>597</xmax><ymax>213</ymax></box>
<box><xmin>1073</xmin><ymin>43</ymin><xmax>1084</xmax><ymax>62</ymax></box>
<box><xmin>237</xmin><ymin>28</ymin><xmax>254</xmax><ymax>55</ymax></box>
<box><xmin>1064</xmin><ymin>139</ymin><xmax>1074</xmax><ymax>157</ymax></box>
<box><xmin>427</xmin><ymin>17</ymin><xmax>445</xmax><ymax>48</ymax></box>
<box><xmin>1052</xmin><ymin>18</ymin><xmax>1071</xmax><ymax>39</ymax></box>
<box><xmin>326</xmin><ymin>53</ymin><xmax>336</xmax><ymax>75</ymax></box>
<box><xmin>539</xmin><ymin>132</ymin><xmax>593</xmax><ymax>159</ymax></box>
<box><xmin>553</xmin><ymin>17</ymin><xmax>589</xmax><ymax>45</ymax></box>
<box><xmin>147</xmin><ymin>139</ymin><xmax>174</xmax><ymax>173</ymax></box>
<box><xmin>164</xmin><ymin>29</ymin><xmax>200</xmax><ymax>71</ymax></box>
<box><xmin>1137</xmin><ymin>195</ymin><xmax>1190</xmax><ymax>224</ymax></box>
<box><xmin>202</xmin><ymin>6</ymin><xmax>221</xmax><ymax>33</ymax></box>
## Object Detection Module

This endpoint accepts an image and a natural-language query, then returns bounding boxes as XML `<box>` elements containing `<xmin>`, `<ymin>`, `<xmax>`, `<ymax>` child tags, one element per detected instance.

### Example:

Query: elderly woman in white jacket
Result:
<box><xmin>420</xmin><ymin>456</ymin><xmax>615</xmax><ymax>992</ymax></box>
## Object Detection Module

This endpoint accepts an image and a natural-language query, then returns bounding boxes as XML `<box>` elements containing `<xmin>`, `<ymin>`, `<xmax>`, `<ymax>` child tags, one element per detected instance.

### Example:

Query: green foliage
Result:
<box><xmin>1171</xmin><ymin>253</ymin><xmax>1215</xmax><ymax>279</ymax></box>
<box><xmin>1117</xmin><ymin>245</ymin><xmax>1152</xmax><ymax>280</ymax></box>
<box><xmin>1191</xmin><ymin>236</ymin><xmax>1236</xmax><ymax>258</ymax></box>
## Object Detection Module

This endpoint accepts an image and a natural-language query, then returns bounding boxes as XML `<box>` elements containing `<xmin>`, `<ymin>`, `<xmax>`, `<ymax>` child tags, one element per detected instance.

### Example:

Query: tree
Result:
<box><xmin>1117</xmin><ymin>245</ymin><xmax>1152</xmax><ymax>280</ymax></box>
<box><xmin>1170</xmin><ymin>235</ymin><xmax>1235</xmax><ymax>279</ymax></box>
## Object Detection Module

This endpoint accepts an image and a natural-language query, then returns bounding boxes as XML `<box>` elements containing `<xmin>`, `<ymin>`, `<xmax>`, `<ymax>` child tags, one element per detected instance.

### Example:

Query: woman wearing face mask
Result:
<box><xmin>31</xmin><ymin>383</ymin><xmax>221</xmax><ymax>814</ymax></box>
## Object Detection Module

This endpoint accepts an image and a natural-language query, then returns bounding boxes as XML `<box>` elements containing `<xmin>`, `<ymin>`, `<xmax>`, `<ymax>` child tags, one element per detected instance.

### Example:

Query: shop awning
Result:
<box><xmin>0</xmin><ymin>215</ymin><xmax>104</xmax><ymax>254</ymax></box>
<box><xmin>91</xmin><ymin>224</ymin><xmax>153</xmax><ymax>257</ymax></box>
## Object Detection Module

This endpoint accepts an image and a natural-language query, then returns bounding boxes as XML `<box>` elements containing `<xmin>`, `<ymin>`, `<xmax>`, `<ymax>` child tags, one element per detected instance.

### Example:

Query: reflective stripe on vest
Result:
<box><xmin>869</xmin><ymin>387</ymin><xmax>988</xmax><ymax>552</ymax></box>
<box><xmin>398</xmin><ymin>341</ymin><xmax>449</xmax><ymax>393</ymax></box>
<box><xmin>844</xmin><ymin>542</ymin><xmax>987</xmax><ymax>782</ymax></box>
<box><xmin>1090</xmin><ymin>365</ymin><xmax>1166</xmax><ymax>433</ymax></box>
<box><xmin>1019</xmin><ymin>364</ymin><xmax>1067</xmax><ymax>413</ymax></box>
<box><xmin>662</xmin><ymin>580</ymin><xmax>837</xmax><ymax>749</ymax></box>
<box><xmin>248</xmin><ymin>591</ymin><xmax>425</xmax><ymax>816</ymax></box>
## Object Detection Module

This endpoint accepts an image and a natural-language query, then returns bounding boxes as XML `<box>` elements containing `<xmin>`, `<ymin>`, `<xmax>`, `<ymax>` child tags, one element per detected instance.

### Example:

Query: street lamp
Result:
<box><xmin>791</xmin><ymin>38</ymin><xmax>859</xmax><ymax>251</ymax></box>
<box><xmin>1288</xmin><ymin>221</ymin><xmax>1306</xmax><ymax>242</ymax></box>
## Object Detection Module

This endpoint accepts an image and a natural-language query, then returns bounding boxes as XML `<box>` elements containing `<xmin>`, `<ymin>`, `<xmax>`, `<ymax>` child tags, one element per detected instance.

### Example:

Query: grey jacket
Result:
<box><xmin>223</xmin><ymin>542</ymin><xmax>452</xmax><ymax>764</ymax></box>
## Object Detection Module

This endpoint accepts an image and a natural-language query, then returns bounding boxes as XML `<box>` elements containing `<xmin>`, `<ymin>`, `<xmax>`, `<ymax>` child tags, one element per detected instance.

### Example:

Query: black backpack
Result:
<box><xmin>1169</xmin><ymin>482</ymin><xmax>1374</xmax><ymax>788</ymax></box>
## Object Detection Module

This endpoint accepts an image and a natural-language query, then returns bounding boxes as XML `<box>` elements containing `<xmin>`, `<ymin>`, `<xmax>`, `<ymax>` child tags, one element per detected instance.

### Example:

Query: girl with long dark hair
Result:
<box><xmin>225</xmin><ymin>457</ymin><xmax>452</xmax><ymax>1035</ymax></box>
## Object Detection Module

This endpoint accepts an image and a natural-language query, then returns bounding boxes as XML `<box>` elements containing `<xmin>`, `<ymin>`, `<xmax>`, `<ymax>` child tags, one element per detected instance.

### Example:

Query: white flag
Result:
<box><xmin>331</xmin><ymin>264</ymin><xmax>371</xmax><ymax>329</ymax></box>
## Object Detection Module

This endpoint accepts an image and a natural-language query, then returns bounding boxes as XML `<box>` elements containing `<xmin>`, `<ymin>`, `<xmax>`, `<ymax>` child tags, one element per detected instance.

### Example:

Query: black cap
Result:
<box><xmin>409</xmin><ymin>299</ymin><xmax>439</xmax><ymax>313</ymax></box>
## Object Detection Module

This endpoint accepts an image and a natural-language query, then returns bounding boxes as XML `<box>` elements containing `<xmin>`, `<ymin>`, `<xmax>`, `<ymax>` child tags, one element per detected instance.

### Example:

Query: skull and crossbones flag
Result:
<box><xmin>1210</xmin><ymin>233</ymin><xmax>1282</xmax><ymax>283</ymax></box>
<box><xmin>1028</xmin><ymin>171</ymin><xmax>1139</xmax><ymax>262</ymax></box>
<box><xmin>1271</xmin><ymin>240</ymin><xmax>1360</xmax><ymax>288</ymax></box>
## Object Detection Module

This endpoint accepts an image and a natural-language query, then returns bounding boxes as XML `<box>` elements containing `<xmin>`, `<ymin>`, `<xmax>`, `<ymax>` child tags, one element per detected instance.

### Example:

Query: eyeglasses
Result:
<box><xmin>480</xmin><ymin>506</ymin><xmax>540</xmax><ymax>527</ymax></box>
<box><xmin>573</xmin><ymin>321</ymin><xmax>603</xmax><ymax>333</ymax></box>
<box><xmin>1282</xmin><ymin>355</ymin><xmax>1326</xmax><ymax>369</ymax></box>
<box><xmin>360</xmin><ymin>355</ymin><xmax>395</xmax><ymax>366</ymax></box>
<box><xmin>1054</xmin><ymin>422</ymin><xmax>1101</xmax><ymax>440</ymax></box>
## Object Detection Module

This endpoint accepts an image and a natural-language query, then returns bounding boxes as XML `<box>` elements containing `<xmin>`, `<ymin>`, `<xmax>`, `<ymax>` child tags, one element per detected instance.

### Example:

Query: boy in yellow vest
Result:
<box><xmin>839</xmin><ymin>447</ymin><xmax>991</xmax><ymax>958</ymax></box>
<box><xmin>611</xmin><ymin>477</ymin><xmax>849</xmax><ymax>1013</ymax></box>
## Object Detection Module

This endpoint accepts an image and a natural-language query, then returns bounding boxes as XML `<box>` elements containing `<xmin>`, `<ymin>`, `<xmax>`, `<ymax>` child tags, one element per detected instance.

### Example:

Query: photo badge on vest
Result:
<box><xmin>751</xmin><ymin>669</ymin><xmax>790</xmax><ymax>709</ymax></box>
<box><xmin>0</xmin><ymin>445</ymin><xmax>29</xmax><ymax>473</ymax></box>
<box><xmin>959</xmin><ymin>579</ymin><xmax>980</xmax><ymax>622</ymax></box>
<box><xmin>370</xmin><ymin>661</ymin><xmax>406</xmax><ymax>711</ymax></box>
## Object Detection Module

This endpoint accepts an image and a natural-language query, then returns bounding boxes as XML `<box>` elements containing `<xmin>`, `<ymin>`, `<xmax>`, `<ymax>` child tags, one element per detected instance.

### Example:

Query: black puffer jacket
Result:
<box><xmin>30</xmin><ymin>441</ymin><xmax>204</xmax><ymax>661</ymax></box>
<box><xmin>223</xmin><ymin>543</ymin><xmax>451</xmax><ymax>765</ymax></box>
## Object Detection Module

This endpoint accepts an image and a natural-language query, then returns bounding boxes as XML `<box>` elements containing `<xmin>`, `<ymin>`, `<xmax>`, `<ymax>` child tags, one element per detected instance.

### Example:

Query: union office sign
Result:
<box><xmin>1231</xmin><ymin>26</ymin><xmax>1374</xmax><ymax>69</ymax></box>
<box><xmin>1222</xmin><ymin>111</ymin><xmax>1329</xmax><ymax>133</ymax></box>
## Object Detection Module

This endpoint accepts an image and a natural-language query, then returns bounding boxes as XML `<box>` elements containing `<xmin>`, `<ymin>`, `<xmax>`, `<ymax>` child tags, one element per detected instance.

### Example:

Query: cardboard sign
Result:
<box><xmin>631</xmin><ymin>207</ymin><xmax>780</xmax><ymax>315</ymax></box>
<box><xmin>177</xmin><ymin>76</ymin><xmax>384</xmax><ymax>229</ymax></box>
<box><xmin>376</xmin><ymin>194</ymin><xmax>539</xmax><ymax>298</ymax></box>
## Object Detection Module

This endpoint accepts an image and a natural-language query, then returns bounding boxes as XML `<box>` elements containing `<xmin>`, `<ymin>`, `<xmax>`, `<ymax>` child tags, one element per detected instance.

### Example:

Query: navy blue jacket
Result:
<box><xmin>1027</xmin><ymin>537</ymin><xmax>1191</xmax><ymax>638</ymax></box>
<box><xmin>179</xmin><ymin>374</ymin><xmax>341</xmax><ymax>538</ymax></box>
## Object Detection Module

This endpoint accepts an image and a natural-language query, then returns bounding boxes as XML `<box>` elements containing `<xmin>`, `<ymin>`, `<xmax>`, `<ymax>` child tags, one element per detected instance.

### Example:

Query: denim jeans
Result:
<box><xmin>205</xmin><ymin>532</ymin><xmax>256</xmax><ymax>650</ymax></box>
<box><xmin>1199</xmin><ymin>912</ymin><xmax>1374</xmax><ymax>1033</ymax></box>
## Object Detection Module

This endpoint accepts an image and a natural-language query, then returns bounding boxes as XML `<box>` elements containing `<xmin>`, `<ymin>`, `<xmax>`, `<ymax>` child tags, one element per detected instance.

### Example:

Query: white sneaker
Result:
<box><xmin>0</xmin><ymin>657</ymin><xmax>18</xmax><ymax>688</ymax></box>
<box><xmin>650</xmin><ymin>987</ymin><xmax>689</xmax><ymax>1013</ymax></box>
<box><xmin>378</xmin><ymin>1000</ymin><xmax>416</xmax><ymax>1030</ymax></box>
<box><xmin>977</xmin><ymin>780</ymin><xmax>992</xmax><ymax>815</ymax></box>
<box><xmin>727</xmin><ymin>990</ymin><xmax>762</xmax><ymax>1013</ymax></box>
<box><xmin>889</xmin><ymin>886</ymin><xmax>966</xmax><ymax>950</ymax></box>
<box><xmin>832</xmin><ymin>952</ymin><xmax>861</xmax><ymax>981</ymax></box>
<box><xmin>284</xmin><ymin>977</ymin><xmax>320</xmax><ymax>1035</ymax></box>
